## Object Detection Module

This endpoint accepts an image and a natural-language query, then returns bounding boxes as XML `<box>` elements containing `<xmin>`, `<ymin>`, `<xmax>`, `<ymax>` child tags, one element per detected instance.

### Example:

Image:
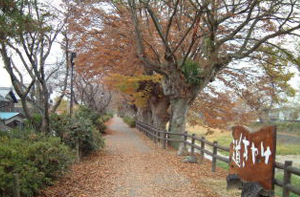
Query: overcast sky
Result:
<box><xmin>0</xmin><ymin>0</ymin><xmax>64</xmax><ymax>88</ymax></box>
<box><xmin>0</xmin><ymin>64</ymin><xmax>12</xmax><ymax>87</ymax></box>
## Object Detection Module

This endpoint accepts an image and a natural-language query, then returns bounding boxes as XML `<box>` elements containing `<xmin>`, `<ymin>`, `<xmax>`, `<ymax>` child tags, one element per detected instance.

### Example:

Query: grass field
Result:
<box><xmin>274</xmin><ymin>173</ymin><xmax>300</xmax><ymax>197</ymax></box>
<box><xmin>251</xmin><ymin>122</ymin><xmax>300</xmax><ymax>137</ymax></box>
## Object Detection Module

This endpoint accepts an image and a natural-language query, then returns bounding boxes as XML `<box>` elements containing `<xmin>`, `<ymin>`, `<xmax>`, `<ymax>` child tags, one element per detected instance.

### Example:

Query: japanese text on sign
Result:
<box><xmin>229</xmin><ymin>126</ymin><xmax>276</xmax><ymax>191</ymax></box>
<box><xmin>232</xmin><ymin>133</ymin><xmax>272</xmax><ymax>168</ymax></box>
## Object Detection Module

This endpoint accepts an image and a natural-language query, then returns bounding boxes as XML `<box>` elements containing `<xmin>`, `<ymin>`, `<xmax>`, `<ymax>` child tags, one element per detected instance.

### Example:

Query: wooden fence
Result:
<box><xmin>136</xmin><ymin>121</ymin><xmax>300</xmax><ymax>197</ymax></box>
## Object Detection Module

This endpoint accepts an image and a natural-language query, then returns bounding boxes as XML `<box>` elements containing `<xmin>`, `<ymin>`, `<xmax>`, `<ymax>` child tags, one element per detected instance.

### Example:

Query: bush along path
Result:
<box><xmin>39</xmin><ymin>117</ymin><xmax>240</xmax><ymax>197</ymax></box>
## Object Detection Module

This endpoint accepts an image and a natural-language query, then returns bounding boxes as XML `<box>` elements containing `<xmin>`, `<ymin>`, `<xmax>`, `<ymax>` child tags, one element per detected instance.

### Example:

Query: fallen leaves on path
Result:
<box><xmin>134</xmin><ymin>129</ymin><xmax>240</xmax><ymax>197</ymax></box>
<box><xmin>38</xmin><ymin>118</ymin><xmax>240</xmax><ymax>197</ymax></box>
<box><xmin>38</xmin><ymin>150</ymin><xmax>121</xmax><ymax>197</ymax></box>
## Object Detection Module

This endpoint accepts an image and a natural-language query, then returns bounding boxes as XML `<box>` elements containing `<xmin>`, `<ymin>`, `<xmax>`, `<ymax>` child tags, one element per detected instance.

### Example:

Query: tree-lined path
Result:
<box><xmin>39</xmin><ymin>118</ymin><xmax>238</xmax><ymax>197</ymax></box>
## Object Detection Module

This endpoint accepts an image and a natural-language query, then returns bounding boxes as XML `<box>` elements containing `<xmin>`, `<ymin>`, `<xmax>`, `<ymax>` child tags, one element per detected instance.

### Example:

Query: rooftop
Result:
<box><xmin>0</xmin><ymin>87</ymin><xmax>11</xmax><ymax>97</ymax></box>
<box><xmin>0</xmin><ymin>87</ymin><xmax>18</xmax><ymax>102</ymax></box>
<box><xmin>0</xmin><ymin>95</ymin><xmax>7</xmax><ymax>102</ymax></box>
<box><xmin>0</xmin><ymin>112</ymin><xmax>20</xmax><ymax>120</ymax></box>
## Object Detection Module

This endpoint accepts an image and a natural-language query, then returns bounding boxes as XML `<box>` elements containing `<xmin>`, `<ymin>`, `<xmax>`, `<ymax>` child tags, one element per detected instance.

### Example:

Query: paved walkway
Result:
<box><xmin>40</xmin><ymin>117</ymin><xmax>238</xmax><ymax>197</ymax></box>
<box><xmin>106</xmin><ymin>117</ymin><xmax>200</xmax><ymax>197</ymax></box>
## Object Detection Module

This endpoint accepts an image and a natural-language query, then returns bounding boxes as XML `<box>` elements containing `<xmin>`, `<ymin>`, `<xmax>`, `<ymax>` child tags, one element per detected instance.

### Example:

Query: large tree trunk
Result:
<box><xmin>168</xmin><ymin>98</ymin><xmax>190</xmax><ymax>150</ymax></box>
<box><xmin>21</xmin><ymin>97</ymin><xmax>40</xmax><ymax>132</ymax></box>
<box><xmin>161</xmin><ymin>68</ymin><xmax>203</xmax><ymax>152</ymax></box>
<box><xmin>41</xmin><ymin>86</ymin><xmax>50</xmax><ymax>133</ymax></box>
<box><xmin>149</xmin><ymin>96</ymin><xmax>170</xmax><ymax>130</ymax></box>
<box><xmin>137</xmin><ymin>107</ymin><xmax>152</xmax><ymax>125</ymax></box>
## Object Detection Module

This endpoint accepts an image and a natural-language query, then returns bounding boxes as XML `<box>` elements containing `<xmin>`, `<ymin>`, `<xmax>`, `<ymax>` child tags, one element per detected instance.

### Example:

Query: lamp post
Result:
<box><xmin>70</xmin><ymin>52</ymin><xmax>76</xmax><ymax>117</ymax></box>
<box><xmin>69</xmin><ymin>52</ymin><xmax>80</xmax><ymax>162</ymax></box>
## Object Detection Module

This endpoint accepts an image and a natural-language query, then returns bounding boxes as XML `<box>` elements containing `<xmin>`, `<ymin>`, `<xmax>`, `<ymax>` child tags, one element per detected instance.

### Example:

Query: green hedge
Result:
<box><xmin>0</xmin><ymin>106</ymin><xmax>111</xmax><ymax>197</ymax></box>
<box><xmin>50</xmin><ymin>107</ymin><xmax>106</xmax><ymax>157</ymax></box>
<box><xmin>96</xmin><ymin>113</ymin><xmax>114</xmax><ymax>134</ymax></box>
<box><xmin>0</xmin><ymin>135</ymin><xmax>73</xmax><ymax>197</ymax></box>
<box><xmin>72</xmin><ymin>116</ymin><xmax>104</xmax><ymax>156</ymax></box>
<box><xmin>122</xmin><ymin>116</ymin><xmax>136</xmax><ymax>127</ymax></box>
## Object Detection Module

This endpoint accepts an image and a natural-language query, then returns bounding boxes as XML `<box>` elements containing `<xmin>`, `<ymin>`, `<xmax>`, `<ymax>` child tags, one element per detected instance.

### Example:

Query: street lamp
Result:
<box><xmin>70</xmin><ymin>52</ymin><xmax>76</xmax><ymax>117</ymax></box>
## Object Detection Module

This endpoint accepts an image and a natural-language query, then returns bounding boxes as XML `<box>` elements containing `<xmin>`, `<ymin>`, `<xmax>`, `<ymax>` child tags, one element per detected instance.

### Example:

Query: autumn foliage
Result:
<box><xmin>67</xmin><ymin>0</ymin><xmax>299</xmax><ymax>131</ymax></box>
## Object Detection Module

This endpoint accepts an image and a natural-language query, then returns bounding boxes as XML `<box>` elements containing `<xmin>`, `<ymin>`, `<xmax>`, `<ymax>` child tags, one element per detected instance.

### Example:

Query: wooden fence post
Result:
<box><xmin>212</xmin><ymin>141</ymin><xmax>218</xmax><ymax>172</ymax></box>
<box><xmin>157</xmin><ymin>131</ymin><xmax>160</xmax><ymax>144</ymax></box>
<box><xmin>184</xmin><ymin>131</ymin><xmax>188</xmax><ymax>150</ymax></box>
<box><xmin>152</xmin><ymin>128</ymin><xmax>154</xmax><ymax>141</ymax></box>
<box><xmin>191</xmin><ymin>134</ymin><xmax>195</xmax><ymax>156</ymax></box>
<box><xmin>163</xmin><ymin>131</ymin><xmax>166</xmax><ymax>149</ymax></box>
<box><xmin>146</xmin><ymin>125</ymin><xmax>149</xmax><ymax>138</ymax></box>
<box><xmin>13</xmin><ymin>173</ymin><xmax>20</xmax><ymax>197</ymax></box>
<box><xmin>154</xmin><ymin>129</ymin><xmax>157</xmax><ymax>143</ymax></box>
<box><xmin>283</xmin><ymin>161</ymin><xmax>293</xmax><ymax>197</ymax></box>
<box><xmin>148</xmin><ymin>126</ymin><xmax>151</xmax><ymax>138</ymax></box>
<box><xmin>167</xmin><ymin>133</ymin><xmax>170</xmax><ymax>146</ymax></box>
<box><xmin>200</xmin><ymin>136</ymin><xmax>205</xmax><ymax>164</ymax></box>
<box><xmin>151</xmin><ymin>127</ymin><xmax>153</xmax><ymax>140</ymax></box>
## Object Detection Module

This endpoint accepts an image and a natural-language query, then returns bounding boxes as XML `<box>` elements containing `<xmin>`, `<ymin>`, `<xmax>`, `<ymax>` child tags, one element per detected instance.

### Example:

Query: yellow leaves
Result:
<box><xmin>106</xmin><ymin>74</ymin><xmax>162</xmax><ymax>107</ymax></box>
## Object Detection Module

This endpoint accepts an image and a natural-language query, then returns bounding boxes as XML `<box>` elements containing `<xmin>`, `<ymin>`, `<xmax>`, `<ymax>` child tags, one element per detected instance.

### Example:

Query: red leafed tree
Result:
<box><xmin>68</xmin><ymin>0</ymin><xmax>300</xmax><ymax>150</ymax></box>
<box><xmin>191</xmin><ymin>54</ymin><xmax>295</xmax><ymax>129</ymax></box>
<box><xmin>125</xmin><ymin>0</ymin><xmax>300</xmax><ymax>150</ymax></box>
<box><xmin>189</xmin><ymin>88</ymin><xmax>255</xmax><ymax>130</ymax></box>
<box><xmin>67</xmin><ymin>2</ymin><xmax>170</xmax><ymax>129</ymax></box>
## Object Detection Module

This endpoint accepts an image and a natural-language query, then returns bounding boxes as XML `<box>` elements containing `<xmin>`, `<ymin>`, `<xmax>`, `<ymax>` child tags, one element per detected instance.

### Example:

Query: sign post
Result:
<box><xmin>227</xmin><ymin>125</ymin><xmax>276</xmax><ymax>197</ymax></box>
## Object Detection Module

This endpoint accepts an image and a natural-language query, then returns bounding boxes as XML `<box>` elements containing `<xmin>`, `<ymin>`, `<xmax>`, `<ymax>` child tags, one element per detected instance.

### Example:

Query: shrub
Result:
<box><xmin>0</xmin><ymin>106</ymin><xmax>109</xmax><ymax>197</ymax></box>
<box><xmin>0</xmin><ymin>134</ymin><xmax>73</xmax><ymax>197</ymax></box>
<box><xmin>72</xmin><ymin>117</ymin><xmax>105</xmax><ymax>156</ymax></box>
<box><xmin>0</xmin><ymin>137</ymin><xmax>42</xmax><ymax>197</ymax></box>
<box><xmin>75</xmin><ymin>106</ymin><xmax>101</xmax><ymax>126</ymax></box>
<box><xmin>0</xmin><ymin>128</ymin><xmax>36</xmax><ymax>140</ymax></box>
<box><xmin>122</xmin><ymin>116</ymin><xmax>136</xmax><ymax>127</ymax></box>
<box><xmin>50</xmin><ymin>107</ymin><xmax>106</xmax><ymax>156</ymax></box>
<box><xmin>23</xmin><ymin>113</ymin><xmax>42</xmax><ymax>130</ymax></box>
<box><xmin>49</xmin><ymin>113</ymin><xmax>71</xmax><ymax>139</ymax></box>
<box><xmin>96</xmin><ymin>113</ymin><xmax>113</xmax><ymax>133</ymax></box>
<box><xmin>26</xmin><ymin>137</ymin><xmax>73</xmax><ymax>180</ymax></box>
<box><xmin>95</xmin><ymin>120</ymin><xmax>107</xmax><ymax>134</ymax></box>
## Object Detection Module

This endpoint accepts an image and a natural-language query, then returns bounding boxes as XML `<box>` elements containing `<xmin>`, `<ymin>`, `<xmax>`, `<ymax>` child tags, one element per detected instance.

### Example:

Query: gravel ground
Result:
<box><xmin>39</xmin><ymin>117</ymin><xmax>240</xmax><ymax>197</ymax></box>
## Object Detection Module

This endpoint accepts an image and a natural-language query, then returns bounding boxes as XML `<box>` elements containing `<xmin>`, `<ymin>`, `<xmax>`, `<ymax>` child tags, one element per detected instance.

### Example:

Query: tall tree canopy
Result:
<box><xmin>68</xmin><ymin>0</ymin><xmax>300</xmax><ymax>149</ymax></box>
<box><xmin>127</xmin><ymin>0</ymin><xmax>300</xmax><ymax>148</ymax></box>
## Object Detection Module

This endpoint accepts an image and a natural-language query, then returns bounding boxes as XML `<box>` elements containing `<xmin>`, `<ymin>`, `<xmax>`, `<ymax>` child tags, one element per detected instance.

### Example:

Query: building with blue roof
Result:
<box><xmin>0</xmin><ymin>112</ymin><xmax>20</xmax><ymax>120</ymax></box>
<box><xmin>0</xmin><ymin>88</ymin><xmax>24</xmax><ymax>129</ymax></box>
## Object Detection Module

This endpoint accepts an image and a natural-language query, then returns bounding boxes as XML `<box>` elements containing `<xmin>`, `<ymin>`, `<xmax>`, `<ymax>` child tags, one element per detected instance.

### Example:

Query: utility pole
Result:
<box><xmin>70</xmin><ymin>52</ymin><xmax>76</xmax><ymax>117</ymax></box>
